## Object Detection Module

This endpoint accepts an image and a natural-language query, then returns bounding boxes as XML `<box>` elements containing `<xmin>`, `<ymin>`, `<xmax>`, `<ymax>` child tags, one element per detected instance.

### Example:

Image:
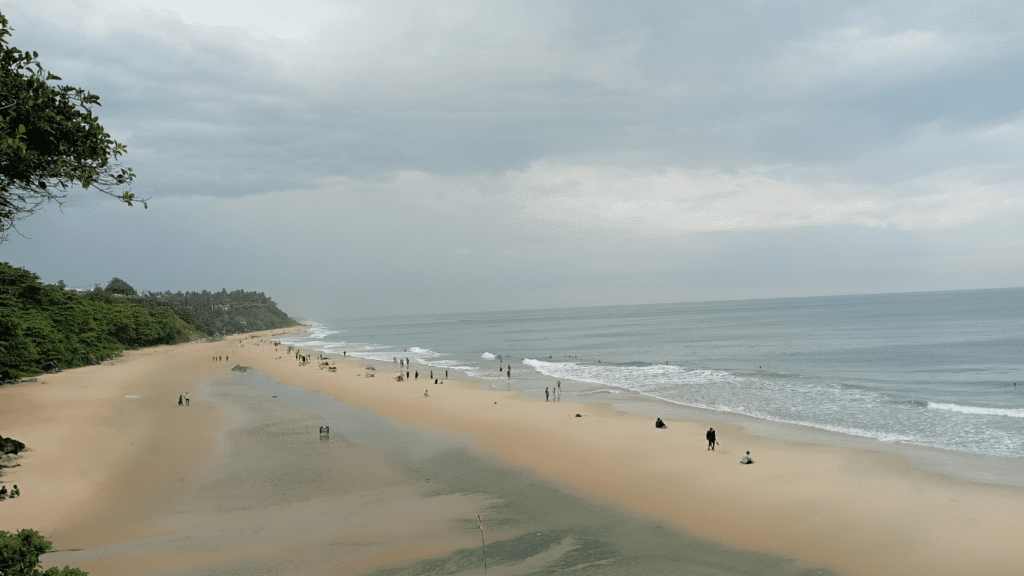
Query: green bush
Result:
<box><xmin>0</xmin><ymin>529</ymin><xmax>87</xmax><ymax>575</ymax></box>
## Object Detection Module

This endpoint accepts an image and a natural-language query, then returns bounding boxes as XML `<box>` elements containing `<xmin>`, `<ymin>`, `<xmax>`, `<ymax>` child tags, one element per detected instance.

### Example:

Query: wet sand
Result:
<box><xmin>2</xmin><ymin>331</ymin><xmax>1021</xmax><ymax>575</ymax></box>
<box><xmin>16</xmin><ymin>363</ymin><xmax>830</xmax><ymax>576</ymax></box>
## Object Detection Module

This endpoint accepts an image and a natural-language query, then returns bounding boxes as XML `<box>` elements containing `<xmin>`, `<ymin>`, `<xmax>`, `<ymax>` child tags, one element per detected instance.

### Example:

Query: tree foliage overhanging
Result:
<box><xmin>0</xmin><ymin>529</ymin><xmax>87</xmax><ymax>575</ymax></box>
<box><xmin>0</xmin><ymin>10</ymin><xmax>141</xmax><ymax>244</ymax></box>
<box><xmin>0</xmin><ymin>263</ymin><xmax>298</xmax><ymax>382</ymax></box>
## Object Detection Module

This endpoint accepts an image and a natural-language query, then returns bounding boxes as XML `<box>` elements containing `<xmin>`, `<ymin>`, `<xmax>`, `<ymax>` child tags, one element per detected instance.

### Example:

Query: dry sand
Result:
<box><xmin>2</xmin><ymin>330</ymin><xmax>1022</xmax><ymax>576</ymax></box>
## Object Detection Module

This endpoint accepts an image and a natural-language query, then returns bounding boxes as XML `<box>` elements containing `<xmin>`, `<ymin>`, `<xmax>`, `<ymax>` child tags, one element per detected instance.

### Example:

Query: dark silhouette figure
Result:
<box><xmin>655</xmin><ymin>417</ymin><xmax>667</xmax><ymax>429</ymax></box>
<box><xmin>545</xmin><ymin>387</ymin><xmax>549</xmax><ymax>401</ymax></box>
<box><xmin>706</xmin><ymin>427</ymin><xmax>716</xmax><ymax>450</ymax></box>
<box><xmin>178</xmin><ymin>395</ymin><xmax>183</xmax><ymax>406</ymax></box>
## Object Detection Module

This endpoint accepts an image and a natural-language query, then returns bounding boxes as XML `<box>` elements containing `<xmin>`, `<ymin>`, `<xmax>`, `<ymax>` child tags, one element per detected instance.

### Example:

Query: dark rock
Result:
<box><xmin>0</xmin><ymin>435</ymin><xmax>27</xmax><ymax>455</ymax></box>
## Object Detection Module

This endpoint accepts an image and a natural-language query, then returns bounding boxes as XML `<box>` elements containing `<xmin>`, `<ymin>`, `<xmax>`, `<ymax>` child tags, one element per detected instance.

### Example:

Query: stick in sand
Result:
<box><xmin>478</xmin><ymin>513</ymin><xmax>487</xmax><ymax>575</ymax></box>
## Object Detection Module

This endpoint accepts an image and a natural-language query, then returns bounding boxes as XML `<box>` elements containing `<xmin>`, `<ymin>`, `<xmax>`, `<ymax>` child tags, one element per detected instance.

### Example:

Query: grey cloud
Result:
<box><xmin>11</xmin><ymin>0</ymin><xmax>1024</xmax><ymax>201</ymax></box>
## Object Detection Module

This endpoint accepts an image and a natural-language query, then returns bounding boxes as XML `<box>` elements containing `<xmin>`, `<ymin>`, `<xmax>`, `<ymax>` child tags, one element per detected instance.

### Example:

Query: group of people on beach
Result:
<box><xmin>544</xmin><ymin>381</ymin><xmax>562</xmax><ymax>401</ymax></box>
<box><xmin>650</xmin><ymin>420</ymin><xmax>753</xmax><ymax>464</ymax></box>
<box><xmin>177</xmin><ymin>392</ymin><xmax>190</xmax><ymax>406</ymax></box>
<box><xmin>0</xmin><ymin>484</ymin><xmax>19</xmax><ymax>500</ymax></box>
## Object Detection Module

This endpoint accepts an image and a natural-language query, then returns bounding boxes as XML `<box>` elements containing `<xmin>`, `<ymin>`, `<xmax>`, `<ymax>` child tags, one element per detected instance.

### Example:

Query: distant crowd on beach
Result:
<box><xmin>249</xmin><ymin>340</ymin><xmax>758</xmax><ymax>465</ymax></box>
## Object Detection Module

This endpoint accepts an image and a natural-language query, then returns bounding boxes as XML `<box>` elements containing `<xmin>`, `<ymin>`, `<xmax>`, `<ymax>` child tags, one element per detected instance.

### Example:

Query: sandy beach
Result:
<box><xmin>2</xmin><ymin>330</ymin><xmax>1022</xmax><ymax>576</ymax></box>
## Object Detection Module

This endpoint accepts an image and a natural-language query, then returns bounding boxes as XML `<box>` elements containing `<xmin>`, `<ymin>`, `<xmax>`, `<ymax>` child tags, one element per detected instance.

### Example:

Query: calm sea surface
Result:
<box><xmin>277</xmin><ymin>288</ymin><xmax>1024</xmax><ymax>459</ymax></box>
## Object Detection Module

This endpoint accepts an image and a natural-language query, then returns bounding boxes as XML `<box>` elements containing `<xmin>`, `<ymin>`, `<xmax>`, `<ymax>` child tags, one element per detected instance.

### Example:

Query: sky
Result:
<box><xmin>2</xmin><ymin>0</ymin><xmax>1023</xmax><ymax>319</ymax></box>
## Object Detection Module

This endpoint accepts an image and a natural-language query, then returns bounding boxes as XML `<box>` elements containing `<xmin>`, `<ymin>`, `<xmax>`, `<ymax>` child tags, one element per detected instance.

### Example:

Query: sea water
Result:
<box><xmin>277</xmin><ymin>288</ymin><xmax>1024</xmax><ymax>460</ymax></box>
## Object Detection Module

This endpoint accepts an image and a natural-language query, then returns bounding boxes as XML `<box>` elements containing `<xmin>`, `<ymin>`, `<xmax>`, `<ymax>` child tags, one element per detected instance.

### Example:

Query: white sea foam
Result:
<box><xmin>928</xmin><ymin>402</ymin><xmax>1024</xmax><ymax>418</ymax></box>
<box><xmin>408</xmin><ymin>347</ymin><xmax>443</xmax><ymax>358</ymax></box>
<box><xmin>303</xmin><ymin>322</ymin><xmax>343</xmax><ymax>339</ymax></box>
<box><xmin>481</xmin><ymin>352</ymin><xmax>495</xmax><ymax>359</ymax></box>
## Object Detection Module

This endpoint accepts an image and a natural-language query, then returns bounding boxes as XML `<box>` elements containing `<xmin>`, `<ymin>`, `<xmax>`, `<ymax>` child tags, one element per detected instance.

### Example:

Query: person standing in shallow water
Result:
<box><xmin>706</xmin><ymin>427</ymin><xmax>716</xmax><ymax>450</ymax></box>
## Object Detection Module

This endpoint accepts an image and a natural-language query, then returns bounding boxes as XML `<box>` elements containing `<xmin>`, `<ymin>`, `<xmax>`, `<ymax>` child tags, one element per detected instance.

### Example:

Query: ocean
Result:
<box><xmin>276</xmin><ymin>288</ymin><xmax>1024</xmax><ymax>460</ymax></box>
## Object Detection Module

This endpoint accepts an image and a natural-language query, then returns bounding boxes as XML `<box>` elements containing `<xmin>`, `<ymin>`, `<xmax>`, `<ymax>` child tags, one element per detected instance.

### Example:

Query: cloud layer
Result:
<box><xmin>3</xmin><ymin>0</ymin><xmax>1023</xmax><ymax>315</ymax></box>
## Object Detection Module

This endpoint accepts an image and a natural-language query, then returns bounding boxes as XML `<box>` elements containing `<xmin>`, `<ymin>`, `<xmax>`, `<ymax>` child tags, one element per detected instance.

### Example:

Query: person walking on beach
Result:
<box><xmin>507</xmin><ymin>367</ymin><xmax>511</xmax><ymax>379</ymax></box>
<box><xmin>706</xmin><ymin>427</ymin><xmax>716</xmax><ymax>450</ymax></box>
<box><xmin>185</xmin><ymin>392</ymin><xmax>190</xmax><ymax>406</ymax></box>
<box><xmin>545</xmin><ymin>387</ymin><xmax>550</xmax><ymax>401</ymax></box>
<box><xmin>415</xmin><ymin>370</ymin><xmax>419</xmax><ymax>379</ymax></box>
<box><xmin>178</xmin><ymin>394</ymin><xmax>183</xmax><ymax>406</ymax></box>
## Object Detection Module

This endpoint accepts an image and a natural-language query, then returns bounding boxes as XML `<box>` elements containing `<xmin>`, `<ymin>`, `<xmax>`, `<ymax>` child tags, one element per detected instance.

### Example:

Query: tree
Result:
<box><xmin>103</xmin><ymin>277</ymin><xmax>137</xmax><ymax>296</ymax></box>
<box><xmin>0</xmin><ymin>11</ymin><xmax>143</xmax><ymax>244</ymax></box>
<box><xmin>0</xmin><ymin>529</ymin><xmax>88</xmax><ymax>575</ymax></box>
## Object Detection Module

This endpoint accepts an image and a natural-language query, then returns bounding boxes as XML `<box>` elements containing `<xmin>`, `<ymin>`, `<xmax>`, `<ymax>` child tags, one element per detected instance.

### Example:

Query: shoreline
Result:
<box><xmin>259</xmin><ymin>337</ymin><xmax>1024</xmax><ymax>576</ymax></box>
<box><xmin>573</xmin><ymin>388</ymin><xmax>1024</xmax><ymax>488</ymax></box>
<box><xmin>280</xmin><ymin>325</ymin><xmax>1024</xmax><ymax>489</ymax></box>
<box><xmin>2</xmin><ymin>329</ymin><xmax>1022</xmax><ymax>575</ymax></box>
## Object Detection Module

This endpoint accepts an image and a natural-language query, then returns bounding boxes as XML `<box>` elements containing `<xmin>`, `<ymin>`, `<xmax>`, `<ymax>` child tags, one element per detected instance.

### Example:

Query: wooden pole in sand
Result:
<box><xmin>477</xmin><ymin>513</ymin><xmax>487</xmax><ymax>575</ymax></box>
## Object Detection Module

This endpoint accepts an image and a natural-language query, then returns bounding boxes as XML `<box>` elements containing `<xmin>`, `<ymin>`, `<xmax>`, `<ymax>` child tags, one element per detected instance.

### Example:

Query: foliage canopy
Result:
<box><xmin>0</xmin><ymin>263</ymin><xmax>298</xmax><ymax>382</ymax></box>
<box><xmin>0</xmin><ymin>529</ymin><xmax>87</xmax><ymax>575</ymax></box>
<box><xmin>0</xmin><ymin>11</ymin><xmax>141</xmax><ymax>244</ymax></box>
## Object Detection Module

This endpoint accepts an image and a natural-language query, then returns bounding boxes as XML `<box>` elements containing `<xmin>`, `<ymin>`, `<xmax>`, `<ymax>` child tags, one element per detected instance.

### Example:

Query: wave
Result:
<box><xmin>928</xmin><ymin>402</ymin><xmax>1024</xmax><ymax>418</ymax></box>
<box><xmin>408</xmin><ymin>347</ymin><xmax>443</xmax><ymax>358</ymax></box>
<box><xmin>521</xmin><ymin>358</ymin><xmax>739</xmax><ymax>389</ymax></box>
<box><xmin>303</xmin><ymin>322</ymin><xmax>343</xmax><ymax>339</ymax></box>
<box><xmin>481</xmin><ymin>352</ymin><xmax>495</xmax><ymax>359</ymax></box>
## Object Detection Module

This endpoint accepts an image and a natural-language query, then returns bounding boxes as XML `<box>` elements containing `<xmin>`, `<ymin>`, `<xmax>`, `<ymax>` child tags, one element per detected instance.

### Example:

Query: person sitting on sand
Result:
<box><xmin>0</xmin><ymin>485</ymin><xmax>6</xmax><ymax>500</ymax></box>
<box><xmin>741</xmin><ymin>451</ymin><xmax>753</xmax><ymax>464</ymax></box>
<box><xmin>10</xmin><ymin>485</ymin><xmax>19</xmax><ymax>498</ymax></box>
<box><xmin>424</xmin><ymin>390</ymin><xmax>429</xmax><ymax>397</ymax></box>
<box><xmin>655</xmin><ymin>417</ymin><xmax>667</xmax><ymax>429</ymax></box>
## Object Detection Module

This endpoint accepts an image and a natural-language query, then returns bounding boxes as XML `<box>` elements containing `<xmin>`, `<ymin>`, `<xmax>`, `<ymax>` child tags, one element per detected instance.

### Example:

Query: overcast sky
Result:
<box><xmin>3</xmin><ymin>0</ymin><xmax>1023</xmax><ymax>319</ymax></box>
